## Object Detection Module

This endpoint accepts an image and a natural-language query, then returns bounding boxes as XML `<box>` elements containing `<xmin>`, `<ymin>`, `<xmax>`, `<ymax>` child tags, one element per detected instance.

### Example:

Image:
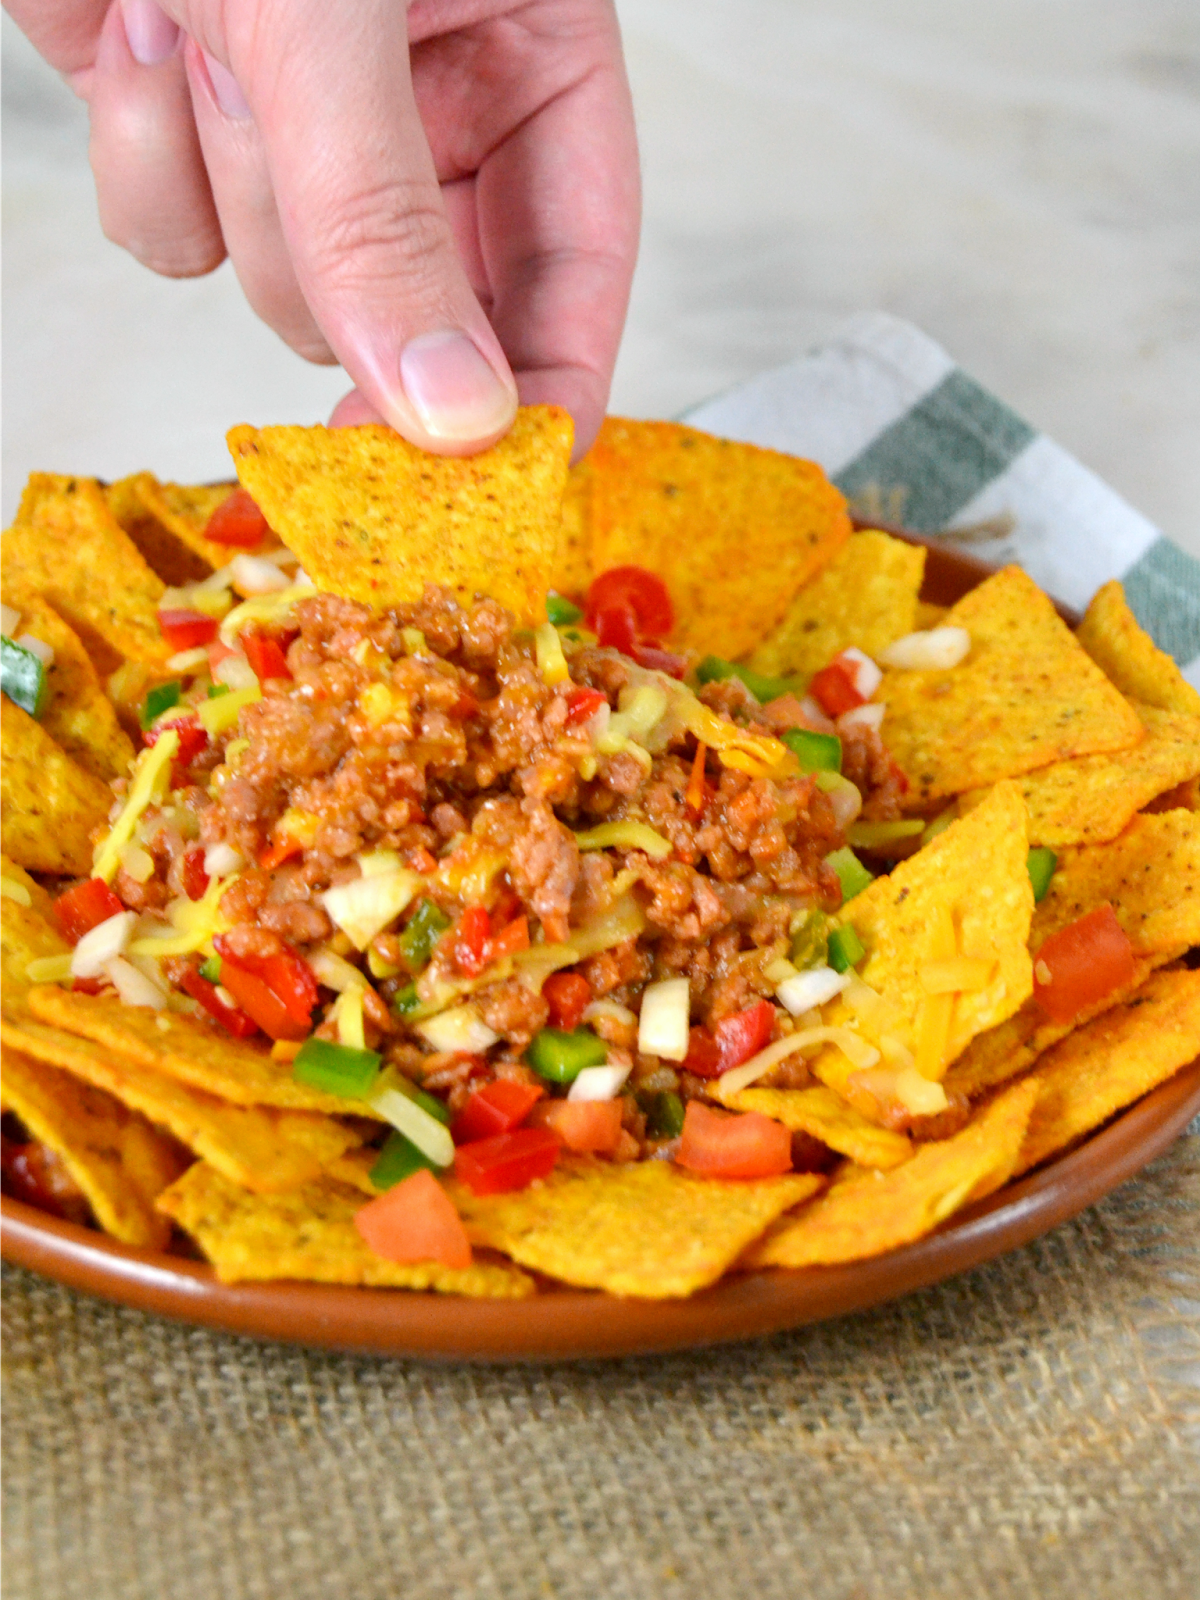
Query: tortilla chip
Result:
<box><xmin>1077</xmin><ymin>579</ymin><xmax>1200</xmax><ymax>715</ymax></box>
<box><xmin>958</xmin><ymin>703</ymin><xmax>1200</xmax><ymax>847</ymax></box>
<box><xmin>1</xmin><ymin>1011</ymin><xmax>361</xmax><ymax>1194</ymax></box>
<box><xmin>746</xmin><ymin>1078</ymin><xmax>1039</xmax><ymax>1268</ymax></box>
<box><xmin>0</xmin><ymin>852</ymin><xmax>56</xmax><ymax>919</ymax></box>
<box><xmin>4</xmin><ymin>594</ymin><xmax>133</xmax><ymax>781</ymax></box>
<box><xmin>713</xmin><ymin>1082</ymin><xmax>913</xmax><ymax>1168</ymax></box>
<box><xmin>130</xmin><ymin>475</ymin><xmax>259</xmax><ymax>576</ymax></box>
<box><xmin>1014</xmin><ymin>967</ymin><xmax>1200</xmax><ymax>1177</ymax></box>
<box><xmin>1147</xmin><ymin>774</ymin><xmax>1200</xmax><ymax>814</ymax></box>
<box><xmin>1</xmin><ymin>699</ymin><xmax>112</xmax><ymax>876</ymax></box>
<box><xmin>105</xmin><ymin>474</ymin><xmax>218</xmax><ymax>586</ymax></box>
<box><xmin>5</xmin><ymin>474</ymin><xmax>168</xmax><ymax>669</ymax></box>
<box><xmin>584</xmin><ymin>418</ymin><xmax>852</xmax><ymax>659</ymax></box>
<box><xmin>745</xmin><ymin>530</ymin><xmax>925</xmax><ymax>681</ymax></box>
<box><xmin>227</xmin><ymin>410</ymin><xmax>574</xmax><ymax>626</ymax></box>
<box><xmin>0</xmin><ymin>1047</ymin><xmax>186</xmax><ymax>1248</ymax></box>
<box><xmin>915</xmin><ymin>601</ymin><xmax>948</xmax><ymax>629</ymax></box>
<box><xmin>23</xmin><ymin>985</ymin><xmax>381</xmax><ymax>1116</ymax></box>
<box><xmin>155</xmin><ymin>1161</ymin><xmax>533</xmax><ymax>1295</ymax></box>
<box><xmin>1</xmin><ymin>891</ymin><xmax>69</xmax><ymax>1020</ymax></box>
<box><xmin>553</xmin><ymin>461</ymin><xmax>594</xmax><ymax>600</ymax></box>
<box><xmin>814</xmin><ymin>783</ymin><xmax>1033</xmax><ymax>1095</ymax></box>
<box><xmin>450</xmin><ymin>1157</ymin><xmax>823</xmax><ymax>1298</ymax></box>
<box><xmin>877</xmin><ymin>566</ymin><xmax>1144</xmax><ymax>806</ymax></box>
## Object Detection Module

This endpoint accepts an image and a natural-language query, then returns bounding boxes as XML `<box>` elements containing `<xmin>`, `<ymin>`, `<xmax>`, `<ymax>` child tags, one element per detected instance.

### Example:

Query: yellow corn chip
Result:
<box><xmin>5</xmin><ymin>594</ymin><xmax>133</xmax><ymax>781</ymax></box>
<box><xmin>713</xmin><ymin>1081</ymin><xmax>913</xmax><ymax>1168</ymax></box>
<box><xmin>584</xmin><ymin>418</ymin><xmax>852</xmax><ymax>660</ymax></box>
<box><xmin>746</xmin><ymin>1078</ymin><xmax>1039</xmax><ymax>1268</ymax></box>
<box><xmin>745</xmin><ymin>529</ymin><xmax>925</xmax><ymax>681</ymax></box>
<box><xmin>23</xmin><ymin>985</ymin><xmax>381</xmax><ymax>1117</ymax></box>
<box><xmin>1033</xmin><ymin>810</ymin><xmax>1200</xmax><ymax>958</ymax></box>
<box><xmin>914</xmin><ymin>600</ymin><xmax>948</xmax><ymax>629</ymax></box>
<box><xmin>1</xmin><ymin>1013</ymin><xmax>361</xmax><ymax>1194</ymax></box>
<box><xmin>878</xmin><ymin>566</ymin><xmax>1144</xmax><ymax>805</ymax></box>
<box><xmin>1</xmin><ymin>699</ymin><xmax>112</xmax><ymax>876</ymax></box>
<box><xmin>1014</xmin><ymin>967</ymin><xmax>1200</xmax><ymax>1177</ymax></box>
<box><xmin>1147</xmin><ymin>774</ymin><xmax>1200</xmax><ymax>813</ymax></box>
<box><xmin>958</xmin><ymin>702</ymin><xmax>1200</xmax><ymax>847</ymax></box>
<box><xmin>553</xmin><ymin>460</ymin><xmax>594</xmax><ymax>600</ymax></box>
<box><xmin>106</xmin><ymin>473</ymin><xmax>219</xmax><ymax>585</ymax></box>
<box><xmin>1</xmin><ymin>851</ymin><xmax>56</xmax><ymax>919</ymax></box>
<box><xmin>155</xmin><ymin>1161</ymin><xmax>534</xmax><ymax>1295</ymax></box>
<box><xmin>227</xmin><ymin>410</ymin><xmax>574</xmax><ymax>626</ymax></box>
<box><xmin>814</xmin><ymin>783</ymin><xmax>1033</xmax><ymax>1095</ymax></box>
<box><xmin>130</xmin><ymin>474</ymin><xmax>259</xmax><ymax>576</ymax></box>
<box><xmin>1</xmin><ymin>1047</ymin><xmax>186</xmax><ymax>1248</ymax></box>
<box><xmin>450</xmin><ymin>1157</ymin><xmax>823</xmax><ymax>1298</ymax></box>
<box><xmin>1077</xmin><ymin>579</ymin><xmax>1200</xmax><ymax>715</ymax></box>
<box><xmin>5</xmin><ymin>474</ymin><xmax>168</xmax><ymax>668</ymax></box>
<box><xmin>1</xmin><ymin>891</ymin><xmax>69</xmax><ymax>1021</ymax></box>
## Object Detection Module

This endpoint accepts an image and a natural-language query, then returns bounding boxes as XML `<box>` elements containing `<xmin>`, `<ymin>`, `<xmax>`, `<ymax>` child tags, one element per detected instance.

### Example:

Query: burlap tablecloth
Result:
<box><xmin>3</xmin><ymin>1120</ymin><xmax>1197</xmax><ymax>1600</ymax></box>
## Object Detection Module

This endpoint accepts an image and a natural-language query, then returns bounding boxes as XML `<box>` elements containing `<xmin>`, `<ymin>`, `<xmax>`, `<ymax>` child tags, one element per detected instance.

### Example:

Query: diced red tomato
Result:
<box><xmin>683</xmin><ymin>1026</ymin><xmax>723</xmax><ymax>1077</ymax></box>
<box><xmin>488</xmin><ymin>916</ymin><xmax>529</xmax><ymax>960</ymax></box>
<box><xmin>144</xmin><ymin>714</ymin><xmax>208</xmax><ymax>768</ymax></box>
<box><xmin>259</xmin><ymin>835</ymin><xmax>304</xmax><ymax>872</ymax></box>
<box><xmin>452</xmin><ymin>904</ymin><xmax>492</xmax><ymax>977</ymax></box>
<box><xmin>565</xmin><ymin>686</ymin><xmax>607</xmax><ymax>726</ymax></box>
<box><xmin>630</xmin><ymin>641</ymin><xmax>687</xmax><ymax>678</ymax></box>
<box><xmin>675</xmin><ymin>1101</ymin><xmax>792</xmax><ymax>1179</ymax></box>
<box><xmin>52</xmin><ymin>878</ymin><xmax>125</xmax><ymax>943</ymax></box>
<box><xmin>454</xmin><ymin>1127</ymin><xmax>561</xmax><ymax>1195</ymax></box>
<box><xmin>213</xmin><ymin>935</ymin><xmax>319</xmax><ymax>1040</ymax></box>
<box><xmin>182</xmin><ymin>847</ymin><xmax>209</xmax><ymax>901</ymax></box>
<box><xmin>451</xmin><ymin>1080</ymin><xmax>545</xmax><ymax>1145</ymax></box>
<box><xmin>178</xmin><ymin>964</ymin><xmax>260</xmax><ymax>1039</ymax></box>
<box><xmin>586</xmin><ymin>566</ymin><xmax>675</xmax><ymax>638</ymax></box>
<box><xmin>1033</xmin><ymin>902</ymin><xmax>1135</xmax><ymax>1025</ymax></box>
<box><xmin>354</xmin><ymin>1168</ymin><xmax>472</xmax><ymax>1269</ymax></box>
<box><xmin>157</xmin><ymin>609</ymin><xmax>218</xmax><ymax>651</ymax></box>
<box><xmin>205</xmin><ymin>487</ymin><xmax>271</xmax><ymax>547</ymax></box>
<box><xmin>543</xmin><ymin>972</ymin><xmax>591</xmax><ymax>1030</ymax></box>
<box><xmin>809</xmin><ymin>658</ymin><xmax>866</xmax><ymax>718</ymax></box>
<box><xmin>683</xmin><ymin>1000</ymin><xmax>776</xmax><ymax>1079</ymax></box>
<box><xmin>242</xmin><ymin>631</ymin><xmax>292</xmax><ymax>682</ymax></box>
<box><xmin>594</xmin><ymin>604</ymin><xmax>638</xmax><ymax>655</ymax></box>
<box><xmin>528</xmin><ymin>1098</ymin><xmax>623</xmax><ymax>1155</ymax></box>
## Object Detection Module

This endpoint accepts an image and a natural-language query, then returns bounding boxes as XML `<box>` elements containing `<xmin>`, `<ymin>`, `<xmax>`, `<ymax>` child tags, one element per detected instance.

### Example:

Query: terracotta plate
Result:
<box><xmin>4</xmin><ymin>541</ymin><xmax>1197</xmax><ymax>1361</ymax></box>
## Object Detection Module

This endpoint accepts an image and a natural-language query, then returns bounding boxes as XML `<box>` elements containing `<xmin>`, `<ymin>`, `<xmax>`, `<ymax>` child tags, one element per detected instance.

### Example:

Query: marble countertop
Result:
<box><xmin>4</xmin><ymin>0</ymin><xmax>1198</xmax><ymax>557</ymax></box>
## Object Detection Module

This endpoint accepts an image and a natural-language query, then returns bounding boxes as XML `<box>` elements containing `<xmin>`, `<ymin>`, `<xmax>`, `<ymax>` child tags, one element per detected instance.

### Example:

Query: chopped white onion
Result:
<box><xmin>567</xmin><ymin>1062</ymin><xmax>632</xmax><ymax>1102</ymax></box>
<box><xmin>309</xmin><ymin>948</ymin><xmax>368</xmax><ymax>993</ymax></box>
<box><xmin>203</xmin><ymin>841</ymin><xmax>243</xmax><ymax>877</ymax></box>
<box><xmin>102</xmin><ymin>955</ymin><xmax>167</xmax><ymax>1009</ymax></box>
<box><xmin>817</xmin><ymin>771</ymin><xmax>863</xmax><ymax>829</ymax></box>
<box><xmin>776</xmin><ymin>965</ymin><xmax>849</xmax><ymax>1015</ymax></box>
<box><xmin>14</xmin><ymin>632</ymin><xmax>53</xmax><ymax>666</ymax></box>
<box><xmin>415</xmin><ymin>1004</ymin><xmax>499</xmax><ymax>1055</ymax></box>
<box><xmin>840</xmin><ymin>647</ymin><xmax>882</xmax><ymax>699</ymax></box>
<box><xmin>355</xmin><ymin>849</ymin><xmax>403</xmax><ymax>878</ymax></box>
<box><xmin>581</xmin><ymin>998</ymin><xmax>636</xmax><ymax>1028</ymax></box>
<box><xmin>367</xmin><ymin>1081</ymin><xmax>455</xmax><ymax>1167</ymax></box>
<box><xmin>167</xmin><ymin>646</ymin><xmax>210</xmax><ymax>673</ymax></box>
<box><xmin>838</xmin><ymin>702</ymin><xmax>886</xmax><ymax>734</ymax></box>
<box><xmin>214</xmin><ymin>651</ymin><xmax>259</xmax><ymax>691</ymax></box>
<box><xmin>637</xmin><ymin>978</ymin><xmax>690</xmax><ymax>1062</ymax></box>
<box><xmin>322</xmin><ymin>869</ymin><xmax>421</xmax><ymax>949</ymax></box>
<box><xmin>800</xmin><ymin>696</ymin><xmax>837</xmax><ymax>734</ymax></box>
<box><xmin>1</xmin><ymin>603</ymin><xmax>22</xmax><ymax>636</ymax></box>
<box><xmin>228</xmin><ymin>552</ymin><xmax>291</xmax><ymax>595</ymax></box>
<box><xmin>881</xmin><ymin>627</ymin><xmax>971</xmax><ymax>671</ymax></box>
<box><xmin>118</xmin><ymin>843</ymin><xmax>156</xmax><ymax>884</ymax></box>
<box><xmin>70</xmin><ymin>911</ymin><xmax>137</xmax><ymax>978</ymax></box>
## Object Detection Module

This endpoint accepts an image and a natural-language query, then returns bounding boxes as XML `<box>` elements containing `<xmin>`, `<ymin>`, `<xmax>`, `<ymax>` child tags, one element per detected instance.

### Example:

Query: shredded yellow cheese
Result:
<box><xmin>92</xmin><ymin>729</ymin><xmax>179</xmax><ymax>884</ymax></box>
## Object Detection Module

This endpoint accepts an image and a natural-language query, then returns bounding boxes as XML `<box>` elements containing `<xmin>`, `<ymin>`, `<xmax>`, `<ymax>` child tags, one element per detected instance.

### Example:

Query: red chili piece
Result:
<box><xmin>543</xmin><ymin>972</ymin><xmax>591</xmax><ymax>1030</ymax></box>
<box><xmin>565</xmin><ymin>687</ymin><xmax>607</xmax><ymax>726</ymax></box>
<box><xmin>157</xmin><ymin>609</ymin><xmax>219</xmax><ymax>651</ymax></box>
<box><xmin>242</xmin><ymin>631</ymin><xmax>293</xmax><ymax>682</ymax></box>
<box><xmin>212</xmin><ymin>935</ymin><xmax>319</xmax><ymax>1041</ymax></box>
<box><xmin>585</xmin><ymin>566</ymin><xmax>675</xmax><ymax>638</ymax></box>
<box><xmin>182</xmin><ymin>848</ymin><xmax>210</xmax><ymax>902</ymax></box>
<box><xmin>452</xmin><ymin>904</ymin><xmax>492</xmax><ymax>977</ymax></box>
<box><xmin>178</xmin><ymin>964</ymin><xmax>260</xmax><ymax>1039</ymax></box>
<box><xmin>453</xmin><ymin>1127</ymin><xmax>561</xmax><ymax>1196</ymax></box>
<box><xmin>205</xmin><ymin>487</ymin><xmax>271</xmax><ymax>547</ymax></box>
<box><xmin>52</xmin><ymin>878</ymin><xmax>126</xmax><ymax>943</ymax></box>
<box><xmin>144</xmin><ymin>715</ymin><xmax>209</xmax><ymax>768</ymax></box>
<box><xmin>594</xmin><ymin>604</ymin><xmax>638</xmax><ymax>655</ymax></box>
<box><xmin>684</xmin><ymin>999</ymin><xmax>776</xmax><ymax>1079</ymax></box>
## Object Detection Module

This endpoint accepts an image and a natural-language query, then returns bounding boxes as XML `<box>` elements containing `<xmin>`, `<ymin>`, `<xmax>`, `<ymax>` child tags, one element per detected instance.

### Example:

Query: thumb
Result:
<box><xmin>219</xmin><ymin>0</ymin><xmax>516</xmax><ymax>453</ymax></box>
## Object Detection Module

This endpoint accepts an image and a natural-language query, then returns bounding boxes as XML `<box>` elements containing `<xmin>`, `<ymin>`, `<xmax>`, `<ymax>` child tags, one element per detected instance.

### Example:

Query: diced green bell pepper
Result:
<box><xmin>546</xmin><ymin>592</ymin><xmax>582</xmax><ymax>626</ymax></box>
<box><xmin>1</xmin><ymin>636</ymin><xmax>49</xmax><ymax>719</ymax></box>
<box><xmin>644</xmin><ymin>1089</ymin><xmax>685</xmax><ymax>1139</ymax></box>
<box><xmin>140</xmin><ymin>679</ymin><xmax>181</xmax><ymax>728</ymax></box>
<box><xmin>695</xmin><ymin>655</ymin><xmax>794</xmax><ymax>704</ymax></box>
<box><xmin>398</xmin><ymin>897</ymin><xmax>451</xmax><ymax>974</ymax></box>
<box><xmin>825</xmin><ymin>846</ymin><xmax>875</xmax><ymax>904</ymax></box>
<box><xmin>781</xmin><ymin>727</ymin><xmax>842</xmax><ymax>773</ymax></box>
<box><xmin>198</xmin><ymin>955</ymin><xmax>222</xmax><ymax>984</ymax></box>
<box><xmin>206</xmin><ymin>683</ymin><xmax>231</xmax><ymax>700</ymax></box>
<box><xmin>391</xmin><ymin>982</ymin><xmax>421</xmax><ymax>1018</ymax></box>
<box><xmin>369</xmin><ymin>1129</ymin><xmax>437</xmax><ymax>1190</ymax></box>
<box><xmin>790</xmin><ymin>910</ymin><xmax>830</xmax><ymax>970</ymax></box>
<box><xmin>525</xmin><ymin>1026</ymin><xmax>608</xmax><ymax>1084</ymax></box>
<box><xmin>1027</xmin><ymin>847</ymin><xmax>1058</xmax><ymax>903</ymax></box>
<box><xmin>827</xmin><ymin>925</ymin><xmax>866</xmax><ymax>973</ymax></box>
<box><xmin>292</xmin><ymin>1036</ymin><xmax>382</xmax><ymax>1098</ymax></box>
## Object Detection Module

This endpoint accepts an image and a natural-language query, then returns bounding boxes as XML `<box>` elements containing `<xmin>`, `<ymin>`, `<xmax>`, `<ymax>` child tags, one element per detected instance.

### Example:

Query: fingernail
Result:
<box><xmin>398</xmin><ymin>331</ymin><xmax>517</xmax><ymax>443</ymax></box>
<box><xmin>121</xmin><ymin>0</ymin><xmax>179</xmax><ymax>67</ymax></box>
<box><xmin>202</xmin><ymin>50</ymin><xmax>251</xmax><ymax>119</ymax></box>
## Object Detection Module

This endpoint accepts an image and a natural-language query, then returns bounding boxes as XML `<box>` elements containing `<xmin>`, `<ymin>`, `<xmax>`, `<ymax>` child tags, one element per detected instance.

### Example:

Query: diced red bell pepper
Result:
<box><xmin>809</xmin><ymin>658</ymin><xmax>866</xmax><ymax>718</ymax></box>
<box><xmin>451</xmin><ymin>1079</ymin><xmax>545</xmax><ymax>1145</ymax></box>
<box><xmin>144</xmin><ymin>714</ymin><xmax>209</xmax><ymax>768</ymax></box>
<box><xmin>1033</xmin><ymin>902</ymin><xmax>1135</xmax><ymax>1025</ymax></box>
<box><xmin>205</xmin><ymin>487</ymin><xmax>271</xmax><ymax>547</ymax></box>
<box><xmin>242</xmin><ymin>631</ymin><xmax>292</xmax><ymax>682</ymax></box>
<box><xmin>157</xmin><ymin>608</ymin><xmax>219</xmax><ymax>652</ymax></box>
<box><xmin>354</xmin><ymin>1168</ymin><xmax>472</xmax><ymax>1269</ymax></box>
<box><xmin>565</xmin><ymin>686</ymin><xmax>607</xmax><ymax>726</ymax></box>
<box><xmin>452</xmin><ymin>904</ymin><xmax>492</xmax><ymax>977</ymax></box>
<box><xmin>675</xmin><ymin>1101</ymin><xmax>792</xmax><ymax>1179</ymax></box>
<box><xmin>543</xmin><ymin>972</ymin><xmax>591</xmax><ymax>1030</ymax></box>
<box><xmin>586</xmin><ymin>566</ymin><xmax>675</xmax><ymax>638</ymax></box>
<box><xmin>488</xmin><ymin>916</ymin><xmax>529</xmax><ymax>960</ymax></box>
<box><xmin>594</xmin><ymin>604</ymin><xmax>638</xmax><ymax>655</ymax></box>
<box><xmin>215</xmin><ymin>962</ymin><xmax>308</xmax><ymax>1041</ymax></box>
<box><xmin>683</xmin><ymin>1000</ymin><xmax>776</xmax><ymax>1078</ymax></box>
<box><xmin>213</xmin><ymin>935</ymin><xmax>319</xmax><ymax>1040</ymax></box>
<box><xmin>528</xmin><ymin>1098</ymin><xmax>624</xmax><ymax>1155</ymax></box>
<box><xmin>182</xmin><ymin>847</ymin><xmax>209</xmax><ymax>902</ymax></box>
<box><xmin>178</xmin><ymin>963</ymin><xmax>260</xmax><ymax>1039</ymax></box>
<box><xmin>52</xmin><ymin>878</ymin><xmax>126</xmax><ymax>943</ymax></box>
<box><xmin>454</xmin><ymin>1126</ymin><xmax>561</xmax><ymax>1195</ymax></box>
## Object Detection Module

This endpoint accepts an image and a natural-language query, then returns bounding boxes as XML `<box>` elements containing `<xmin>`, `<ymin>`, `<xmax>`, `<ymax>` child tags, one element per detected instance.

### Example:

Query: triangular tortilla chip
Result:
<box><xmin>1</xmin><ymin>699</ymin><xmax>112</xmax><ymax>876</ymax></box>
<box><xmin>1</xmin><ymin>852</ymin><xmax>56</xmax><ymax>920</ymax></box>
<box><xmin>584</xmin><ymin>418</ymin><xmax>852</xmax><ymax>659</ymax></box>
<box><xmin>552</xmin><ymin>460</ymin><xmax>594</xmax><ymax>600</ymax></box>
<box><xmin>1077</xmin><ymin>579</ymin><xmax>1200</xmax><ymax>715</ymax></box>
<box><xmin>745</xmin><ymin>529</ymin><xmax>925</xmax><ymax>681</ymax></box>
<box><xmin>1</xmin><ymin>891</ymin><xmax>71</xmax><ymax>1024</ymax></box>
<box><xmin>746</xmin><ymin>1078</ymin><xmax>1039</xmax><ymax>1268</ymax></box>
<box><xmin>227</xmin><ymin>410</ymin><xmax>574</xmax><ymax>625</ymax></box>
<box><xmin>155</xmin><ymin>1161</ymin><xmax>534</xmax><ymax>1295</ymax></box>
<box><xmin>878</xmin><ymin>566</ymin><xmax>1144</xmax><ymax>805</ymax></box>
<box><xmin>1</xmin><ymin>1047</ymin><xmax>186</xmax><ymax>1248</ymax></box>
<box><xmin>106</xmin><ymin>473</ymin><xmax>220</xmax><ymax>585</ymax></box>
<box><xmin>450</xmin><ymin>1156</ymin><xmax>823</xmax><ymax>1297</ymax></box>
<box><xmin>129</xmin><ymin>474</ymin><xmax>262</xmax><ymax>575</ymax></box>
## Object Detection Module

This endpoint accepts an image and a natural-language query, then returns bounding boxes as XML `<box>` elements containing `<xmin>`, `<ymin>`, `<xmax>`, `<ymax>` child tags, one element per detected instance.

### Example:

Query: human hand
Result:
<box><xmin>8</xmin><ymin>0</ymin><xmax>640</xmax><ymax>456</ymax></box>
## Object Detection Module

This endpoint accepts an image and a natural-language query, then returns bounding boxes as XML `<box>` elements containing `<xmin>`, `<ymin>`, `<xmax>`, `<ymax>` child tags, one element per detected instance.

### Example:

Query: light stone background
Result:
<box><xmin>3</xmin><ymin>0</ymin><xmax>1199</xmax><ymax>560</ymax></box>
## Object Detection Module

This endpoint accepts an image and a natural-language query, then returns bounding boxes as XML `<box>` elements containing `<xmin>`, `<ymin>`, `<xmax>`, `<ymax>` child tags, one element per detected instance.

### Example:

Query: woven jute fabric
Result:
<box><xmin>4</xmin><ymin>1125</ymin><xmax>1198</xmax><ymax>1600</ymax></box>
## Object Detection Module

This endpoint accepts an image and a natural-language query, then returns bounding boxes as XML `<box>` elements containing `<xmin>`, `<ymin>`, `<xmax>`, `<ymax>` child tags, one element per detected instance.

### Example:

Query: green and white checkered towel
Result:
<box><xmin>682</xmin><ymin>312</ymin><xmax>1200</xmax><ymax>688</ymax></box>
